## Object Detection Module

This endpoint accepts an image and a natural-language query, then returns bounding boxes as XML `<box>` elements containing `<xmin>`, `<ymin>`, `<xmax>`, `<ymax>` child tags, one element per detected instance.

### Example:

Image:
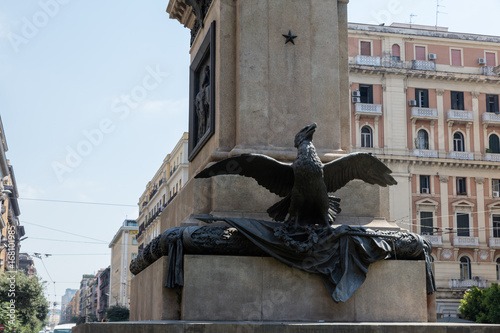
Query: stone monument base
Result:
<box><xmin>130</xmin><ymin>255</ymin><xmax>435</xmax><ymax>322</ymax></box>
<box><xmin>72</xmin><ymin>321</ymin><xmax>500</xmax><ymax>333</ymax></box>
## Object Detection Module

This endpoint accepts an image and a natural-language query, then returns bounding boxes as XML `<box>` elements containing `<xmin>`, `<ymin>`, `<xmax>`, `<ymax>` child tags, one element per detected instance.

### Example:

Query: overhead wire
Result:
<box><xmin>19</xmin><ymin>197</ymin><xmax>137</xmax><ymax>207</ymax></box>
<box><xmin>21</xmin><ymin>220</ymin><xmax>108</xmax><ymax>243</ymax></box>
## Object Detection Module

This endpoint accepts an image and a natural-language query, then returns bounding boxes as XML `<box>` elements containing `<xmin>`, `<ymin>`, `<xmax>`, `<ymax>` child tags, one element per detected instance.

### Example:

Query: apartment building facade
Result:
<box><xmin>348</xmin><ymin>22</ymin><xmax>500</xmax><ymax>317</ymax></box>
<box><xmin>109</xmin><ymin>219</ymin><xmax>138</xmax><ymax>308</ymax></box>
<box><xmin>136</xmin><ymin>132</ymin><xmax>188</xmax><ymax>250</ymax></box>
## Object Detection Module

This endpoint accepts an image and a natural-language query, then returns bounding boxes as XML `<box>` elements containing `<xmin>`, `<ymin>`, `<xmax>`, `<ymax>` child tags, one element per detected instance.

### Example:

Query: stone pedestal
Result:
<box><xmin>130</xmin><ymin>255</ymin><xmax>434</xmax><ymax>322</ymax></box>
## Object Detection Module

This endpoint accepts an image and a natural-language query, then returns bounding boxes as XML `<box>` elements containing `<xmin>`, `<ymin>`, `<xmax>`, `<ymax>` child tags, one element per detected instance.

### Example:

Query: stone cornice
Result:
<box><xmin>377</xmin><ymin>154</ymin><xmax>500</xmax><ymax>170</ymax></box>
<box><xmin>349</xmin><ymin>65</ymin><xmax>500</xmax><ymax>84</ymax></box>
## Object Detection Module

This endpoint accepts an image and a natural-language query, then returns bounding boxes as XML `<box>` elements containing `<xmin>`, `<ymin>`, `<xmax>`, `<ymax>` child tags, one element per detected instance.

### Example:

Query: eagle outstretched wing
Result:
<box><xmin>323</xmin><ymin>152</ymin><xmax>397</xmax><ymax>193</ymax></box>
<box><xmin>195</xmin><ymin>154</ymin><xmax>294</xmax><ymax>197</ymax></box>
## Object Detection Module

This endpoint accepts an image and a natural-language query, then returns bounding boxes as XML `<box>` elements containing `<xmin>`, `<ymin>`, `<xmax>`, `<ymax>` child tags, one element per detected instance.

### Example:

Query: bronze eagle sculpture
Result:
<box><xmin>195</xmin><ymin>123</ymin><xmax>397</xmax><ymax>228</ymax></box>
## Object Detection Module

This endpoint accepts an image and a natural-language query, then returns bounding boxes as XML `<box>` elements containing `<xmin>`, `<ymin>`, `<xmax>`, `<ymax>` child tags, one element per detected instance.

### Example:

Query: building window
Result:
<box><xmin>420</xmin><ymin>175</ymin><xmax>430</xmax><ymax>194</ymax></box>
<box><xmin>361</xmin><ymin>126</ymin><xmax>373</xmax><ymax>148</ymax></box>
<box><xmin>359</xmin><ymin>84</ymin><xmax>373</xmax><ymax>104</ymax></box>
<box><xmin>415</xmin><ymin>89</ymin><xmax>429</xmax><ymax>108</ymax></box>
<box><xmin>453</xmin><ymin>132</ymin><xmax>465</xmax><ymax>152</ymax></box>
<box><xmin>486</xmin><ymin>95</ymin><xmax>499</xmax><ymax>113</ymax></box>
<box><xmin>415</xmin><ymin>46</ymin><xmax>426</xmax><ymax>61</ymax></box>
<box><xmin>486</xmin><ymin>52</ymin><xmax>496</xmax><ymax>67</ymax></box>
<box><xmin>451</xmin><ymin>49</ymin><xmax>462</xmax><ymax>66</ymax></box>
<box><xmin>451</xmin><ymin>91</ymin><xmax>465</xmax><ymax>110</ymax></box>
<box><xmin>493</xmin><ymin>215</ymin><xmax>500</xmax><ymax>238</ymax></box>
<box><xmin>360</xmin><ymin>41</ymin><xmax>371</xmax><ymax>56</ymax></box>
<box><xmin>456</xmin><ymin>212</ymin><xmax>470</xmax><ymax>236</ymax></box>
<box><xmin>132</xmin><ymin>238</ymin><xmax>138</xmax><ymax>245</ymax></box>
<box><xmin>497</xmin><ymin>258</ymin><xmax>500</xmax><ymax>280</ymax></box>
<box><xmin>490</xmin><ymin>134</ymin><xmax>500</xmax><ymax>153</ymax></box>
<box><xmin>392</xmin><ymin>44</ymin><xmax>400</xmax><ymax>61</ymax></box>
<box><xmin>457</xmin><ymin>177</ymin><xmax>467</xmax><ymax>195</ymax></box>
<box><xmin>420</xmin><ymin>211</ymin><xmax>434</xmax><ymax>235</ymax></box>
<box><xmin>493</xmin><ymin>179</ymin><xmax>500</xmax><ymax>197</ymax></box>
<box><xmin>460</xmin><ymin>256</ymin><xmax>471</xmax><ymax>280</ymax></box>
<box><xmin>416</xmin><ymin>129</ymin><xmax>429</xmax><ymax>149</ymax></box>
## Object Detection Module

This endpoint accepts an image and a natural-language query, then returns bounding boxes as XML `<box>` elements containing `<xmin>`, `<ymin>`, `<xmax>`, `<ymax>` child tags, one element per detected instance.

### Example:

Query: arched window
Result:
<box><xmin>460</xmin><ymin>256</ymin><xmax>471</xmax><ymax>280</ymax></box>
<box><xmin>497</xmin><ymin>258</ymin><xmax>500</xmax><ymax>280</ymax></box>
<box><xmin>416</xmin><ymin>129</ymin><xmax>429</xmax><ymax>149</ymax></box>
<box><xmin>361</xmin><ymin>126</ymin><xmax>373</xmax><ymax>148</ymax></box>
<box><xmin>392</xmin><ymin>44</ymin><xmax>401</xmax><ymax>61</ymax></box>
<box><xmin>490</xmin><ymin>134</ymin><xmax>500</xmax><ymax>154</ymax></box>
<box><xmin>453</xmin><ymin>132</ymin><xmax>465</xmax><ymax>152</ymax></box>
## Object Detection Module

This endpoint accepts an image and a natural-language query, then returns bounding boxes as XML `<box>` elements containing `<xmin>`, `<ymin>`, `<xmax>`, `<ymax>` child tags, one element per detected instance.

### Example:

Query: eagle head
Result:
<box><xmin>294</xmin><ymin>123</ymin><xmax>317</xmax><ymax>148</ymax></box>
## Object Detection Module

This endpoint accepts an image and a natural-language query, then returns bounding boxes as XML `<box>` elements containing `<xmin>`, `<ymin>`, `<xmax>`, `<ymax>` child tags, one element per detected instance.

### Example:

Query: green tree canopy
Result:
<box><xmin>459</xmin><ymin>283</ymin><xmax>500</xmax><ymax>324</ymax></box>
<box><xmin>105</xmin><ymin>305</ymin><xmax>129</xmax><ymax>322</ymax></box>
<box><xmin>0</xmin><ymin>272</ymin><xmax>49</xmax><ymax>332</ymax></box>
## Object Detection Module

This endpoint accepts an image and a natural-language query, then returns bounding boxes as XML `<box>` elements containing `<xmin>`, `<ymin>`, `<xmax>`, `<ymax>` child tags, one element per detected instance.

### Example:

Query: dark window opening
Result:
<box><xmin>360</xmin><ymin>41</ymin><xmax>371</xmax><ymax>56</ymax></box>
<box><xmin>359</xmin><ymin>85</ymin><xmax>373</xmax><ymax>104</ymax></box>
<box><xmin>456</xmin><ymin>177</ymin><xmax>467</xmax><ymax>195</ymax></box>
<box><xmin>490</xmin><ymin>134</ymin><xmax>500</xmax><ymax>154</ymax></box>
<box><xmin>456</xmin><ymin>212</ymin><xmax>470</xmax><ymax>237</ymax></box>
<box><xmin>420</xmin><ymin>211</ymin><xmax>434</xmax><ymax>235</ymax></box>
<box><xmin>451</xmin><ymin>91</ymin><xmax>465</xmax><ymax>110</ymax></box>
<box><xmin>416</xmin><ymin>130</ymin><xmax>429</xmax><ymax>150</ymax></box>
<box><xmin>415</xmin><ymin>89</ymin><xmax>429</xmax><ymax>108</ymax></box>
<box><xmin>493</xmin><ymin>215</ymin><xmax>500</xmax><ymax>238</ymax></box>
<box><xmin>420</xmin><ymin>175</ymin><xmax>430</xmax><ymax>194</ymax></box>
<box><xmin>486</xmin><ymin>95</ymin><xmax>499</xmax><ymax>113</ymax></box>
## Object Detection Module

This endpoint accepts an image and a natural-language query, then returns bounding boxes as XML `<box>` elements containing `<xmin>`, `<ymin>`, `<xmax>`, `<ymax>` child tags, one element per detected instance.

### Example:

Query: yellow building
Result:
<box><xmin>109</xmin><ymin>219</ymin><xmax>138</xmax><ymax>308</ymax></box>
<box><xmin>348</xmin><ymin>22</ymin><xmax>500</xmax><ymax>317</ymax></box>
<box><xmin>136</xmin><ymin>132</ymin><xmax>188</xmax><ymax>251</ymax></box>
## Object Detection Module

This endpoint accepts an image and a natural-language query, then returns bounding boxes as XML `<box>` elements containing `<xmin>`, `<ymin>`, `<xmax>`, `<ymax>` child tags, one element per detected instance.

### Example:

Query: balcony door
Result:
<box><xmin>456</xmin><ymin>212</ymin><xmax>470</xmax><ymax>236</ymax></box>
<box><xmin>490</xmin><ymin>134</ymin><xmax>500</xmax><ymax>153</ymax></box>
<box><xmin>415</xmin><ymin>89</ymin><xmax>429</xmax><ymax>108</ymax></box>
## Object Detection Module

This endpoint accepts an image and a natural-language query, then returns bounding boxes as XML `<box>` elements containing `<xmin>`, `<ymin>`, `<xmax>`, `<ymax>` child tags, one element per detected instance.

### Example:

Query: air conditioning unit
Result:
<box><xmin>409</xmin><ymin>100</ymin><xmax>417</xmax><ymax>106</ymax></box>
<box><xmin>478</xmin><ymin>58</ymin><xmax>487</xmax><ymax>65</ymax></box>
<box><xmin>352</xmin><ymin>90</ymin><xmax>361</xmax><ymax>97</ymax></box>
<box><xmin>352</xmin><ymin>97</ymin><xmax>361</xmax><ymax>103</ymax></box>
<box><xmin>421</xmin><ymin>188</ymin><xmax>430</xmax><ymax>194</ymax></box>
<box><xmin>473</xmin><ymin>276</ymin><xmax>482</xmax><ymax>281</ymax></box>
<box><xmin>428</xmin><ymin>53</ymin><xmax>437</xmax><ymax>60</ymax></box>
<box><xmin>493</xmin><ymin>191</ymin><xmax>500</xmax><ymax>197</ymax></box>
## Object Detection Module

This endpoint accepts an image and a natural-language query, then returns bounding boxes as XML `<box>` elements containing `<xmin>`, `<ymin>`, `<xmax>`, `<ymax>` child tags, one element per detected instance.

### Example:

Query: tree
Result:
<box><xmin>459</xmin><ymin>283</ymin><xmax>500</xmax><ymax>323</ymax></box>
<box><xmin>105</xmin><ymin>305</ymin><xmax>129</xmax><ymax>322</ymax></box>
<box><xmin>0</xmin><ymin>272</ymin><xmax>49</xmax><ymax>332</ymax></box>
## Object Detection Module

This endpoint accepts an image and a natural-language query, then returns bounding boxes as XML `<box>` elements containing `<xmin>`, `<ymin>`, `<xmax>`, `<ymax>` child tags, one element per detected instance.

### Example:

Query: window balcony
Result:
<box><xmin>485</xmin><ymin>153</ymin><xmax>500</xmax><ymax>162</ymax></box>
<box><xmin>422</xmin><ymin>235</ymin><xmax>442</xmax><ymax>245</ymax></box>
<box><xmin>481</xmin><ymin>66</ymin><xmax>497</xmax><ymax>76</ymax></box>
<box><xmin>354</xmin><ymin>103</ymin><xmax>382</xmax><ymax>117</ymax></box>
<box><xmin>447</xmin><ymin>110</ymin><xmax>473</xmax><ymax>123</ymax></box>
<box><xmin>413</xmin><ymin>149</ymin><xmax>438</xmax><ymax>158</ymax></box>
<box><xmin>449</xmin><ymin>279</ymin><xmax>487</xmax><ymax>289</ymax></box>
<box><xmin>452</xmin><ymin>236</ymin><xmax>479</xmax><ymax>247</ymax></box>
<box><xmin>482</xmin><ymin>112</ymin><xmax>500</xmax><ymax>127</ymax></box>
<box><xmin>354</xmin><ymin>55</ymin><xmax>381</xmax><ymax>66</ymax></box>
<box><xmin>449</xmin><ymin>151</ymin><xmax>474</xmax><ymax>160</ymax></box>
<box><xmin>489</xmin><ymin>237</ymin><xmax>500</xmax><ymax>248</ymax></box>
<box><xmin>411</xmin><ymin>60</ymin><xmax>436</xmax><ymax>71</ymax></box>
<box><xmin>410</xmin><ymin>107</ymin><xmax>438</xmax><ymax>120</ymax></box>
<box><xmin>382</xmin><ymin>60</ymin><xmax>405</xmax><ymax>68</ymax></box>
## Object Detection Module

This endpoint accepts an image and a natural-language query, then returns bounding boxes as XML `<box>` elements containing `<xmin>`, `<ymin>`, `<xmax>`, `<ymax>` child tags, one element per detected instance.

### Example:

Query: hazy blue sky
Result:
<box><xmin>1</xmin><ymin>0</ymin><xmax>499</xmax><ymax>308</ymax></box>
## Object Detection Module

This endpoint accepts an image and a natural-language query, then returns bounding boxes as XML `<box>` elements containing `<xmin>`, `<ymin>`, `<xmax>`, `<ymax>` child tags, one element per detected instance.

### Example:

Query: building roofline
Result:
<box><xmin>348</xmin><ymin>22</ymin><xmax>500</xmax><ymax>43</ymax></box>
<box><xmin>108</xmin><ymin>221</ymin><xmax>138</xmax><ymax>248</ymax></box>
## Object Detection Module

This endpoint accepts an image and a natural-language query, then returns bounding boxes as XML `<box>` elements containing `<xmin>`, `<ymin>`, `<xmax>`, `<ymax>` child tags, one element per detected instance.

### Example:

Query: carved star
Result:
<box><xmin>282</xmin><ymin>30</ymin><xmax>297</xmax><ymax>45</ymax></box>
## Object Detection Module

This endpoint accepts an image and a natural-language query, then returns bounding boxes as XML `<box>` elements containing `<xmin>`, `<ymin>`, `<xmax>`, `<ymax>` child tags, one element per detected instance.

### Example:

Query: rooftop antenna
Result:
<box><xmin>435</xmin><ymin>0</ymin><xmax>447</xmax><ymax>30</ymax></box>
<box><xmin>409</xmin><ymin>13</ymin><xmax>417</xmax><ymax>28</ymax></box>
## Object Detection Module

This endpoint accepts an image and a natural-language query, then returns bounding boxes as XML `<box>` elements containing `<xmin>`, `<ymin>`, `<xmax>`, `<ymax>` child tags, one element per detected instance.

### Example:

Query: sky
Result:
<box><xmin>1</xmin><ymin>0</ymin><xmax>500</xmax><ymax>309</ymax></box>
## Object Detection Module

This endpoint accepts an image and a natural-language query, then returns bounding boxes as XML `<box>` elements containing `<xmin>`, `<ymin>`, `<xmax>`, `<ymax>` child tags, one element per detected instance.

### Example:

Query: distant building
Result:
<box><xmin>97</xmin><ymin>266</ymin><xmax>110</xmax><ymax>321</ymax></box>
<box><xmin>60</xmin><ymin>288</ymin><xmax>77</xmax><ymax>323</ymax></box>
<box><xmin>65</xmin><ymin>289</ymin><xmax>81</xmax><ymax>322</ymax></box>
<box><xmin>348</xmin><ymin>22</ymin><xmax>500</xmax><ymax>317</ymax></box>
<box><xmin>18</xmin><ymin>253</ymin><xmax>36</xmax><ymax>276</ymax></box>
<box><xmin>77</xmin><ymin>274</ymin><xmax>95</xmax><ymax>318</ymax></box>
<box><xmin>136</xmin><ymin>132</ymin><xmax>188</xmax><ymax>250</ymax></box>
<box><xmin>0</xmin><ymin>116</ymin><xmax>24</xmax><ymax>273</ymax></box>
<box><xmin>109</xmin><ymin>219</ymin><xmax>138</xmax><ymax>308</ymax></box>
